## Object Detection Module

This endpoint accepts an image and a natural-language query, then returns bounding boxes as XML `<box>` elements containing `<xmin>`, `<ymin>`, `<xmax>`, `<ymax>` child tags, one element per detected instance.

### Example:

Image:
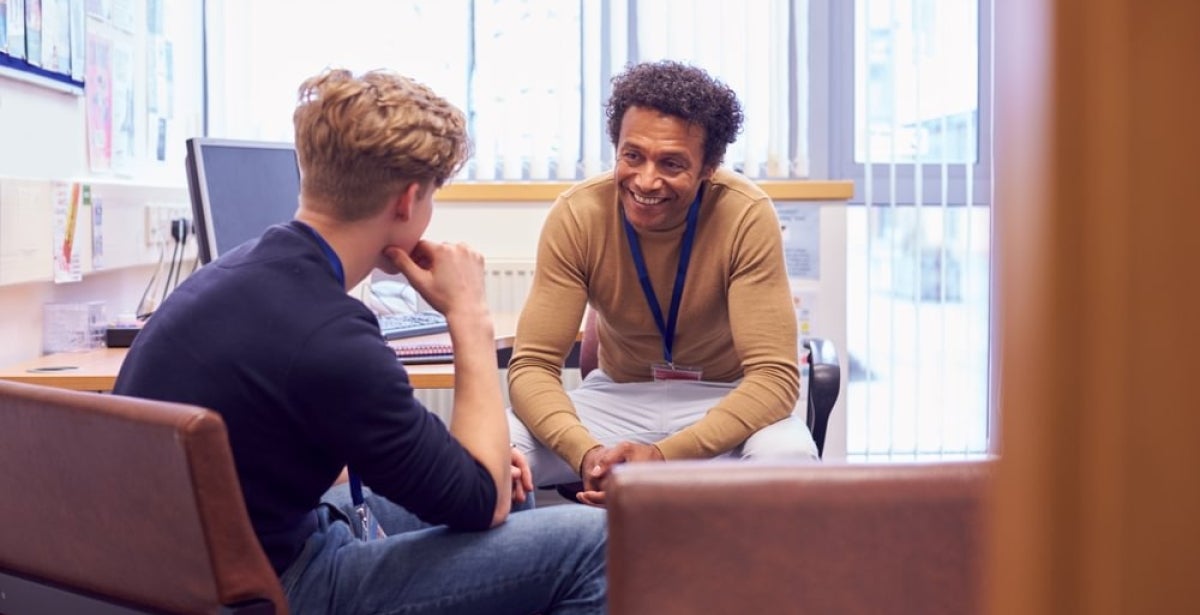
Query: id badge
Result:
<box><xmin>354</xmin><ymin>503</ymin><xmax>387</xmax><ymax>541</ymax></box>
<box><xmin>651</xmin><ymin>362</ymin><xmax>703</xmax><ymax>381</ymax></box>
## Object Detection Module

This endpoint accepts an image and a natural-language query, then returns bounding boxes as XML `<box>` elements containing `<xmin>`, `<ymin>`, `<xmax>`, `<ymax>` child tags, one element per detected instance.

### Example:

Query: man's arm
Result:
<box><xmin>507</xmin><ymin>202</ymin><xmax>597</xmax><ymax>474</ymax></box>
<box><xmin>444</xmin><ymin>303</ymin><xmax>510</xmax><ymax>526</ymax></box>
<box><xmin>391</xmin><ymin>241</ymin><xmax>512</xmax><ymax>526</ymax></box>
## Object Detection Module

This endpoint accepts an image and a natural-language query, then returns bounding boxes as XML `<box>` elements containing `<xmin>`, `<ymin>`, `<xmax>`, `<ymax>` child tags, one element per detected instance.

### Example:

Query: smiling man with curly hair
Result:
<box><xmin>509</xmin><ymin>61</ymin><xmax>819</xmax><ymax>505</ymax></box>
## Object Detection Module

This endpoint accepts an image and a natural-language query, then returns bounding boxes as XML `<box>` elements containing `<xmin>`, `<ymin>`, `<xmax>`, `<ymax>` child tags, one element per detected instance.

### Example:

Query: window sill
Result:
<box><xmin>436</xmin><ymin>180</ymin><xmax>854</xmax><ymax>202</ymax></box>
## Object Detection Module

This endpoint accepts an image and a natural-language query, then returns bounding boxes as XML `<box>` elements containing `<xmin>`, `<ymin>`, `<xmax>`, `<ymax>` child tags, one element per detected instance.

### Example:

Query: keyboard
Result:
<box><xmin>378</xmin><ymin>311</ymin><xmax>450</xmax><ymax>340</ymax></box>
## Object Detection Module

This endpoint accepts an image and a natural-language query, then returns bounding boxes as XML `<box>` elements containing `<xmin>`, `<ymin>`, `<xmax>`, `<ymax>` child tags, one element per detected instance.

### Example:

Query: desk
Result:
<box><xmin>0</xmin><ymin>314</ymin><xmax>543</xmax><ymax>392</ymax></box>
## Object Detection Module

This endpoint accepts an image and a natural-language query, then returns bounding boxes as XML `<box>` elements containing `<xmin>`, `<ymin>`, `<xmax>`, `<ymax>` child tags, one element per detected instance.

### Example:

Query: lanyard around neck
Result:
<box><xmin>621</xmin><ymin>185</ymin><xmax>705</xmax><ymax>366</ymax></box>
<box><xmin>295</xmin><ymin>221</ymin><xmax>346</xmax><ymax>288</ymax></box>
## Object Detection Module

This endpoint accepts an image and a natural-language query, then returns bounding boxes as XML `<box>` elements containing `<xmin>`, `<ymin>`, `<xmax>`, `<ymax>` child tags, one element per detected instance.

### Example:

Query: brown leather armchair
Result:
<box><xmin>0</xmin><ymin>380</ymin><xmax>287</xmax><ymax>614</ymax></box>
<box><xmin>607</xmin><ymin>459</ymin><xmax>991</xmax><ymax>615</ymax></box>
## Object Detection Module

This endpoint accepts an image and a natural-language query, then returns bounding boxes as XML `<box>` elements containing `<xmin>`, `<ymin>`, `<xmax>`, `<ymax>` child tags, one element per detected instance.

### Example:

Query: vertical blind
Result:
<box><xmin>844</xmin><ymin>0</ymin><xmax>991</xmax><ymax>458</ymax></box>
<box><xmin>205</xmin><ymin>0</ymin><xmax>806</xmax><ymax>181</ymax></box>
<box><xmin>204</xmin><ymin>0</ymin><xmax>993</xmax><ymax>459</ymax></box>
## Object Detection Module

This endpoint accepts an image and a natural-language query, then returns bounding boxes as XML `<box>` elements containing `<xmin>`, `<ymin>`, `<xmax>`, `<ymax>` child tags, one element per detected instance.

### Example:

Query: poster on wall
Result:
<box><xmin>5</xmin><ymin>0</ymin><xmax>26</xmax><ymax>60</ymax></box>
<box><xmin>90</xmin><ymin>188</ymin><xmax>103</xmax><ymax>270</ymax></box>
<box><xmin>1</xmin><ymin>0</ymin><xmax>9</xmax><ymax>54</ymax></box>
<box><xmin>108</xmin><ymin>0</ymin><xmax>131</xmax><ymax>32</ymax></box>
<box><xmin>40</xmin><ymin>0</ymin><xmax>69</xmax><ymax>74</ymax></box>
<box><xmin>84</xmin><ymin>0</ymin><xmax>109</xmax><ymax>21</ymax></box>
<box><xmin>146</xmin><ymin>0</ymin><xmax>173</xmax><ymax>163</ymax></box>
<box><xmin>52</xmin><ymin>181</ymin><xmax>83</xmax><ymax>284</ymax></box>
<box><xmin>789</xmin><ymin>283</ymin><xmax>819</xmax><ymax>339</ymax></box>
<box><xmin>84</xmin><ymin>30</ymin><xmax>112</xmax><ymax>172</ymax></box>
<box><xmin>24</xmin><ymin>0</ymin><xmax>42</xmax><ymax>66</ymax></box>
<box><xmin>68</xmin><ymin>0</ymin><xmax>83</xmax><ymax>80</ymax></box>
<box><xmin>777</xmin><ymin>203</ymin><xmax>821</xmax><ymax>280</ymax></box>
<box><xmin>110</xmin><ymin>38</ymin><xmax>133</xmax><ymax>174</ymax></box>
<box><xmin>147</xmin><ymin>35</ymin><xmax>172</xmax><ymax>161</ymax></box>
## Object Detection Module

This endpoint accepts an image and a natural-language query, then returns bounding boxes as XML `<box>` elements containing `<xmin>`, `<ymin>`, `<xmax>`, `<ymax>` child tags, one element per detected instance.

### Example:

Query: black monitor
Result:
<box><xmin>185</xmin><ymin>138</ymin><xmax>301</xmax><ymax>264</ymax></box>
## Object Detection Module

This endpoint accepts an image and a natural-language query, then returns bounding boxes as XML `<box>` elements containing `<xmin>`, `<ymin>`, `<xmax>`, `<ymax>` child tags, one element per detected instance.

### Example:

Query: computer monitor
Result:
<box><xmin>185</xmin><ymin>138</ymin><xmax>301</xmax><ymax>264</ymax></box>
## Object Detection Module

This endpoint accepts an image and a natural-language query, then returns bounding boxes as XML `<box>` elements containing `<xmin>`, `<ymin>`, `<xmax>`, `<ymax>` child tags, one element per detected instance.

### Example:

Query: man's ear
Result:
<box><xmin>393</xmin><ymin>182</ymin><xmax>423</xmax><ymax>221</ymax></box>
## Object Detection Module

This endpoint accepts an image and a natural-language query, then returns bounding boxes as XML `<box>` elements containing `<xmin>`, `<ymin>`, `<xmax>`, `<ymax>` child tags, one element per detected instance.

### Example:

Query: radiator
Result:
<box><xmin>415</xmin><ymin>259</ymin><xmax>583</xmax><ymax>422</ymax></box>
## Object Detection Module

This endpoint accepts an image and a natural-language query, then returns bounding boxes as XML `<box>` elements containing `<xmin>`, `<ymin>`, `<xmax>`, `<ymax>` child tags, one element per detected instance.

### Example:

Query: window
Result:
<box><xmin>203</xmin><ymin>0</ymin><xmax>994</xmax><ymax>459</ymax></box>
<box><xmin>829</xmin><ymin>0</ymin><xmax>993</xmax><ymax>458</ymax></box>
<box><xmin>203</xmin><ymin>0</ymin><xmax>806</xmax><ymax>180</ymax></box>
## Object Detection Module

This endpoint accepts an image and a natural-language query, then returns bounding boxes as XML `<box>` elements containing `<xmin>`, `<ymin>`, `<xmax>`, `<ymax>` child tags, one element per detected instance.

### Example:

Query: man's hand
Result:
<box><xmin>385</xmin><ymin>240</ymin><xmax>488</xmax><ymax>318</ymax></box>
<box><xmin>510</xmin><ymin>447</ymin><xmax>534</xmax><ymax>505</ymax></box>
<box><xmin>389</xmin><ymin>239</ymin><xmax>508</xmax><ymax>526</ymax></box>
<box><xmin>576</xmin><ymin>441</ymin><xmax>665</xmax><ymax>506</ymax></box>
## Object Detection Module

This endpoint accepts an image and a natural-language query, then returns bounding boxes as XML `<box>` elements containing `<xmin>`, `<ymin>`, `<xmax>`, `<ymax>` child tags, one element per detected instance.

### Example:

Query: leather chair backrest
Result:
<box><xmin>0</xmin><ymin>380</ymin><xmax>287</xmax><ymax>614</ymax></box>
<box><xmin>607</xmin><ymin>459</ymin><xmax>992</xmax><ymax>615</ymax></box>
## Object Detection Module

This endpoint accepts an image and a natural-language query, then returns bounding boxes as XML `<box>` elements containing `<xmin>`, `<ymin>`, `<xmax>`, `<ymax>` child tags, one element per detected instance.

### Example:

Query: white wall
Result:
<box><xmin>0</xmin><ymin>0</ymin><xmax>201</xmax><ymax>367</ymax></box>
<box><xmin>0</xmin><ymin>76</ymin><xmax>194</xmax><ymax>366</ymax></box>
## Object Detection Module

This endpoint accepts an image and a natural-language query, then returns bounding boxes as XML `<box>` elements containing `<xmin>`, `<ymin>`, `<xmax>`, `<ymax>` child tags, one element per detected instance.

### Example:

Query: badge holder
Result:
<box><xmin>354</xmin><ymin>501</ymin><xmax>387</xmax><ymax>541</ymax></box>
<box><xmin>350</xmin><ymin>473</ymin><xmax>387</xmax><ymax>541</ymax></box>
<box><xmin>651</xmin><ymin>363</ymin><xmax>703</xmax><ymax>381</ymax></box>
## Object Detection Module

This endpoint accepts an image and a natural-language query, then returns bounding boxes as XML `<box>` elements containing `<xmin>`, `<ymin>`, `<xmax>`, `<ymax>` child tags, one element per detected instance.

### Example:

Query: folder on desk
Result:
<box><xmin>394</xmin><ymin>342</ymin><xmax>453</xmax><ymax>365</ymax></box>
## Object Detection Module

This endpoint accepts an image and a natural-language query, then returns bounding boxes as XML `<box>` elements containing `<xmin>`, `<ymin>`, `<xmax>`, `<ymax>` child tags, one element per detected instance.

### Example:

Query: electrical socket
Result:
<box><xmin>144</xmin><ymin>204</ymin><xmax>192</xmax><ymax>246</ymax></box>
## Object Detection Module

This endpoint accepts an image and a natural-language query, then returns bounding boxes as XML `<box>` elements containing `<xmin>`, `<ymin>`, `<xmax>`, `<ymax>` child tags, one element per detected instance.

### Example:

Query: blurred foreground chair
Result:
<box><xmin>0</xmin><ymin>380</ymin><xmax>287</xmax><ymax>614</ymax></box>
<box><xmin>607</xmin><ymin>459</ymin><xmax>992</xmax><ymax>615</ymax></box>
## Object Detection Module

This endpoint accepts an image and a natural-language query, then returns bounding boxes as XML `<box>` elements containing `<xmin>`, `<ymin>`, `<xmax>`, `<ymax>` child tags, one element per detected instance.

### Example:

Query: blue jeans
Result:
<box><xmin>280</xmin><ymin>484</ymin><xmax>607</xmax><ymax>614</ymax></box>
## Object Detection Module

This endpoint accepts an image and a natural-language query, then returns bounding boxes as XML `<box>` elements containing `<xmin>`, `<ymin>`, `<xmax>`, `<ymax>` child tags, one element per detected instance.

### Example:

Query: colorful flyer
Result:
<box><xmin>85</xmin><ymin>30</ymin><xmax>112</xmax><ymax>173</ymax></box>
<box><xmin>53</xmin><ymin>181</ymin><xmax>83</xmax><ymax>283</ymax></box>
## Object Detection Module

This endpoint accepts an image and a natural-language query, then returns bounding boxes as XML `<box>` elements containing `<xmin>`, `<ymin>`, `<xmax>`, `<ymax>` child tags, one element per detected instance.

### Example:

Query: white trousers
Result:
<box><xmin>508</xmin><ymin>369</ymin><xmax>820</xmax><ymax>488</ymax></box>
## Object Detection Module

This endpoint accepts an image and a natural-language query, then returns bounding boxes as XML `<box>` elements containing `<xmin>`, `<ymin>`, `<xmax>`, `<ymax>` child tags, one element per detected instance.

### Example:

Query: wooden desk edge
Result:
<box><xmin>0</xmin><ymin>349</ymin><xmax>465</xmax><ymax>392</ymax></box>
<box><xmin>0</xmin><ymin>373</ymin><xmax>122</xmax><ymax>392</ymax></box>
<box><xmin>0</xmin><ymin>324</ymin><xmax>576</xmax><ymax>392</ymax></box>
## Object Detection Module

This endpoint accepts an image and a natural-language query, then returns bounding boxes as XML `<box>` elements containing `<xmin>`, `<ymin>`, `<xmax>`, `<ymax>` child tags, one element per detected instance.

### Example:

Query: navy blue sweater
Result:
<box><xmin>114</xmin><ymin>221</ymin><xmax>496</xmax><ymax>573</ymax></box>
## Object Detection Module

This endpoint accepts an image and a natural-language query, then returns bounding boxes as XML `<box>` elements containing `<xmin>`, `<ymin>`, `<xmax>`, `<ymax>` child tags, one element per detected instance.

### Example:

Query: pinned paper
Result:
<box><xmin>778</xmin><ymin>204</ymin><xmax>820</xmax><ymax>280</ymax></box>
<box><xmin>53</xmin><ymin>181</ymin><xmax>83</xmax><ymax>283</ymax></box>
<box><xmin>790</xmin><ymin>286</ymin><xmax>819</xmax><ymax>339</ymax></box>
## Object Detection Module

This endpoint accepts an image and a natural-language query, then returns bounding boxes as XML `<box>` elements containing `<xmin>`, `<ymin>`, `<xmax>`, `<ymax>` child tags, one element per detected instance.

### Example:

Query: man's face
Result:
<box><xmin>614</xmin><ymin>106</ymin><xmax>714</xmax><ymax>233</ymax></box>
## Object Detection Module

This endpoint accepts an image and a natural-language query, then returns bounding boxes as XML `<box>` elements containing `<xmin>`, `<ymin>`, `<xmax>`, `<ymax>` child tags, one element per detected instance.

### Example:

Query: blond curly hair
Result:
<box><xmin>293</xmin><ymin>68</ymin><xmax>471</xmax><ymax>221</ymax></box>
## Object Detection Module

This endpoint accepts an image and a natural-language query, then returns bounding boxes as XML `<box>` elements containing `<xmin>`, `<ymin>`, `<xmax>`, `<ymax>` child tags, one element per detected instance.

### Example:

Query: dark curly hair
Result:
<box><xmin>606</xmin><ymin>60</ymin><xmax>744</xmax><ymax>169</ymax></box>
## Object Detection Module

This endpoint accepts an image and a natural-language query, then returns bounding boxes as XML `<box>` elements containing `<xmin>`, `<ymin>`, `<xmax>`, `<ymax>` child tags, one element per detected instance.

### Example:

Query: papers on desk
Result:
<box><xmin>393</xmin><ymin>342</ymin><xmax>453</xmax><ymax>365</ymax></box>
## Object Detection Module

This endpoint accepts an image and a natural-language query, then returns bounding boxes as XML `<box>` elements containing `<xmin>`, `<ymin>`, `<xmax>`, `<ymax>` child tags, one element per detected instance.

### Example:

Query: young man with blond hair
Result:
<box><xmin>116</xmin><ymin>68</ymin><xmax>606</xmax><ymax>614</ymax></box>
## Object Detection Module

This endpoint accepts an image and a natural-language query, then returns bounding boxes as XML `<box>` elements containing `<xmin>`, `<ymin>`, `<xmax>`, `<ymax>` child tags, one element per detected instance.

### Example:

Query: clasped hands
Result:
<box><xmin>510</xmin><ymin>447</ymin><xmax>534</xmax><ymax>505</ymax></box>
<box><xmin>576</xmin><ymin>441</ymin><xmax>665</xmax><ymax>506</ymax></box>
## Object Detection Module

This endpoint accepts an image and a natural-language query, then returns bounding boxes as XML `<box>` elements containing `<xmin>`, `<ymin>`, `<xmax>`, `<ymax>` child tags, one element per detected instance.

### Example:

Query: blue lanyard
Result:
<box><xmin>296</xmin><ymin>221</ymin><xmax>367</xmax><ymax>506</ymax></box>
<box><xmin>621</xmin><ymin>185</ymin><xmax>705</xmax><ymax>366</ymax></box>
<box><xmin>295</xmin><ymin>221</ymin><xmax>345</xmax><ymax>288</ymax></box>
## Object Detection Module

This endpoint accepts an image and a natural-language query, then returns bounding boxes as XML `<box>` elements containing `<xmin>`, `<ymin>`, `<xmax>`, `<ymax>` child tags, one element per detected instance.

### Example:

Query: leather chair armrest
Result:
<box><xmin>802</xmin><ymin>337</ymin><xmax>841</xmax><ymax>455</ymax></box>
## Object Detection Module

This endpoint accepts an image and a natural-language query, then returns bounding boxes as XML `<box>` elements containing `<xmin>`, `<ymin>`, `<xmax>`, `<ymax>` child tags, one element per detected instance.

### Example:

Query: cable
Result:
<box><xmin>137</xmin><ymin>219</ymin><xmax>193</xmax><ymax>321</ymax></box>
<box><xmin>136</xmin><ymin>243</ymin><xmax>166</xmax><ymax>320</ymax></box>
<box><xmin>179</xmin><ymin>219</ymin><xmax>192</xmax><ymax>286</ymax></box>
<box><xmin>161</xmin><ymin>219</ymin><xmax>190</xmax><ymax>304</ymax></box>
<box><xmin>169</xmin><ymin>218</ymin><xmax>189</xmax><ymax>293</ymax></box>
<box><xmin>160</xmin><ymin>232</ymin><xmax>180</xmax><ymax>309</ymax></box>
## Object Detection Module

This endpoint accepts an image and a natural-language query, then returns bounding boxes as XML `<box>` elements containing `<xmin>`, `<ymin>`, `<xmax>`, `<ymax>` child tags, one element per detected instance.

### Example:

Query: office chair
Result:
<box><xmin>555</xmin><ymin>310</ymin><xmax>842</xmax><ymax>500</ymax></box>
<box><xmin>0</xmin><ymin>380</ymin><xmax>287</xmax><ymax>615</ymax></box>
